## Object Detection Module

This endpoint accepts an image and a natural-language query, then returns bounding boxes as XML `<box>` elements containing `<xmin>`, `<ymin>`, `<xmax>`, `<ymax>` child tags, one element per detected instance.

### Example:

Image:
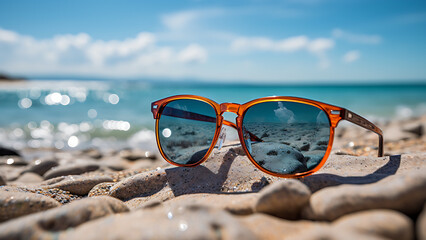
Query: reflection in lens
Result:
<box><xmin>158</xmin><ymin>99</ymin><xmax>217</xmax><ymax>165</ymax></box>
<box><xmin>242</xmin><ymin>101</ymin><xmax>330</xmax><ymax>175</ymax></box>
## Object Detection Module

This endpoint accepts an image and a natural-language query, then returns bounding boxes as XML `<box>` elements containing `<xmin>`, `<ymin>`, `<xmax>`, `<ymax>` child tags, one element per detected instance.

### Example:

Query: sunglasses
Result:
<box><xmin>151</xmin><ymin>95</ymin><xmax>383</xmax><ymax>178</ymax></box>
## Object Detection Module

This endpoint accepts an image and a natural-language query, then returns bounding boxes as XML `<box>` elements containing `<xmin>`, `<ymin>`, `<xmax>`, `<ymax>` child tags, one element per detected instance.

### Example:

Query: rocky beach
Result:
<box><xmin>0</xmin><ymin>114</ymin><xmax>425</xmax><ymax>240</ymax></box>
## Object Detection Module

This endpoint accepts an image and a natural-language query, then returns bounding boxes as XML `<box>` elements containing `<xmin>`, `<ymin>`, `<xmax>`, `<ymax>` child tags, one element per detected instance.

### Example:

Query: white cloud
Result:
<box><xmin>276</xmin><ymin>36</ymin><xmax>309</xmax><ymax>52</ymax></box>
<box><xmin>178</xmin><ymin>44</ymin><xmax>208</xmax><ymax>63</ymax></box>
<box><xmin>343</xmin><ymin>50</ymin><xmax>360</xmax><ymax>63</ymax></box>
<box><xmin>231</xmin><ymin>35</ymin><xmax>334</xmax><ymax>68</ymax></box>
<box><xmin>0</xmin><ymin>28</ymin><xmax>208</xmax><ymax>77</ymax></box>
<box><xmin>332</xmin><ymin>28</ymin><xmax>381</xmax><ymax>44</ymax></box>
<box><xmin>162</xmin><ymin>9</ymin><xmax>223</xmax><ymax>30</ymax></box>
<box><xmin>0</xmin><ymin>28</ymin><xmax>19</xmax><ymax>43</ymax></box>
<box><xmin>231</xmin><ymin>37</ymin><xmax>274</xmax><ymax>51</ymax></box>
<box><xmin>307</xmin><ymin>38</ymin><xmax>334</xmax><ymax>53</ymax></box>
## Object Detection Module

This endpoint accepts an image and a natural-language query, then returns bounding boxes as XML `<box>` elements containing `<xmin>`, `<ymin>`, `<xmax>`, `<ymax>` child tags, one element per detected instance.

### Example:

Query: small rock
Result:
<box><xmin>239</xmin><ymin>213</ymin><xmax>320</xmax><ymax>240</ymax></box>
<box><xmin>119</xmin><ymin>149</ymin><xmax>156</xmax><ymax>161</ymax></box>
<box><xmin>99</xmin><ymin>157</ymin><xmax>130</xmax><ymax>171</ymax></box>
<box><xmin>42</xmin><ymin>175</ymin><xmax>114</xmax><ymax>195</ymax></box>
<box><xmin>250</xmin><ymin>143</ymin><xmax>306</xmax><ymax>174</ymax></box>
<box><xmin>159</xmin><ymin>193</ymin><xmax>259</xmax><ymax>215</ymax></box>
<box><xmin>0</xmin><ymin>146</ymin><xmax>20</xmax><ymax>156</ymax></box>
<box><xmin>254</xmin><ymin>180</ymin><xmax>311</xmax><ymax>219</ymax></box>
<box><xmin>333</xmin><ymin>210</ymin><xmax>413</xmax><ymax>240</ymax></box>
<box><xmin>0</xmin><ymin>173</ymin><xmax>6</xmax><ymax>186</ymax></box>
<box><xmin>402</xmin><ymin>122</ymin><xmax>424</xmax><ymax>138</ymax></box>
<box><xmin>300</xmin><ymin>143</ymin><xmax>310</xmax><ymax>151</ymax></box>
<box><xmin>81</xmin><ymin>148</ymin><xmax>103</xmax><ymax>159</ymax></box>
<box><xmin>418</xmin><ymin>204</ymin><xmax>426</xmax><ymax>240</ymax></box>
<box><xmin>109</xmin><ymin>169</ymin><xmax>168</xmax><ymax>200</ymax></box>
<box><xmin>0</xmin><ymin>190</ymin><xmax>60</xmax><ymax>222</ymax></box>
<box><xmin>0</xmin><ymin>165</ymin><xmax>26</xmax><ymax>181</ymax></box>
<box><xmin>22</xmin><ymin>158</ymin><xmax>58</xmax><ymax>176</ymax></box>
<box><xmin>15</xmin><ymin>172</ymin><xmax>44</xmax><ymax>183</ymax></box>
<box><xmin>60</xmin><ymin>204</ymin><xmax>256</xmax><ymax>240</ymax></box>
<box><xmin>0</xmin><ymin>196</ymin><xmax>128</xmax><ymax>239</ymax></box>
<box><xmin>43</xmin><ymin>163</ymin><xmax>100</xmax><ymax>180</ymax></box>
<box><xmin>88</xmin><ymin>182</ymin><xmax>116</xmax><ymax>197</ymax></box>
<box><xmin>302</xmin><ymin>169</ymin><xmax>426</xmax><ymax>221</ymax></box>
<box><xmin>0</xmin><ymin>156</ymin><xmax>27</xmax><ymax>166</ymax></box>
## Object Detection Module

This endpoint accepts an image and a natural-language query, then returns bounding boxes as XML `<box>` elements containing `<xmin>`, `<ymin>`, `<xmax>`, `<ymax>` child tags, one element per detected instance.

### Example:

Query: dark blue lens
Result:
<box><xmin>242</xmin><ymin>101</ymin><xmax>330</xmax><ymax>175</ymax></box>
<box><xmin>158</xmin><ymin>99</ymin><xmax>217</xmax><ymax>165</ymax></box>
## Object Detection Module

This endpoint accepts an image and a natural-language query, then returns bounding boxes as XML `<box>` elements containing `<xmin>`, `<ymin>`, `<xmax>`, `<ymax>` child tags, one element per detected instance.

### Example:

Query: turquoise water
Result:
<box><xmin>0</xmin><ymin>80</ymin><xmax>425</xmax><ymax>151</ymax></box>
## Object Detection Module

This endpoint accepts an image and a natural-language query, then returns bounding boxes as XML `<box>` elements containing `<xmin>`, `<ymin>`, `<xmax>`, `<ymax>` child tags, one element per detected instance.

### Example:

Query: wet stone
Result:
<box><xmin>418</xmin><ymin>204</ymin><xmax>426</xmax><ymax>240</ymax></box>
<box><xmin>254</xmin><ymin>180</ymin><xmax>311</xmax><ymax>219</ymax></box>
<box><xmin>0</xmin><ymin>196</ymin><xmax>129</xmax><ymax>239</ymax></box>
<box><xmin>0</xmin><ymin>173</ymin><xmax>6</xmax><ymax>186</ymax></box>
<box><xmin>22</xmin><ymin>158</ymin><xmax>58</xmax><ymax>176</ymax></box>
<box><xmin>42</xmin><ymin>175</ymin><xmax>114</xmax><ymax>195</ymax></box>
<box><xmin>15</xmin><ymin>172</ymin><xmax>44</xmax><ymax>183</ymax></box>
<box><xmin>302</xmin><ymin>169</ymin><xmax>426</xmax><ymax>221</ymax></box>
<box><xmin>0</xmin><ymin>190</ymin><xmax>61</xmax><ymax>222</ymax></box>
<box><xmin>43</xmin><ymin>163</ymin><xmax>100</xmax><ymax>180</ymax></box>
<box><xmin>88</xmin><ymin>182</ymin><xmax>117</xmax><ymax>197</ymax></box>
<box><xmin>332</xmin><ymin>210</ymin><xmax>413</xmax><ymax>240</ymax></box>
<box><xmin>80</xmin><ymin>148</ymin><xmax>103</xmax><ymax>159</ymax></box>
<box><xmin>0</xmin><ymin>146</ymin><xmax>20</xmax><ymax>156</ymax></box>
<box><xmin>0</xmin><ymin>156</ymin><xmax>27</xmax><ymax>166</ymax></box>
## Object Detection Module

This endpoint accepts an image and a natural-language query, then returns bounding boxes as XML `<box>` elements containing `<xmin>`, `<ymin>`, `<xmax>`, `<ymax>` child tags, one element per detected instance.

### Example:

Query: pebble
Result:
<box><xmin>0</xmin><ymin>156</ymin><xmax>27</xmax><ymax>166</ymax></box>
<box><xmin>42</xmin><ymin>175</ymin><xmax>114</xmax><ymax>195</ymax></box>
<box><xmin>0</xmin><ymin>186</ymin><xmax>81</xmax><ymax>204</ymax></box>
<box><xmin>21</xmin><ymin>158</ymin><xmax>58</xmax><ymax>176</ymax></box>
<box><xmin>109</xmin><ymin>169</ymin><xmax>168</xmax><ymax>200</ymax></box>
<box><xmin>0</xmin><ymin>173</ymin><xmax>6</xmax><ymax>186</ymax></box>
<box><xmin>80</xmin><ymin>148</ymin><xmax>103</xmax><ymax>159</ymax></box>
<box><xmin>302</xmin><ymin>169</ymin><xmax>426</xmax><ymax>221</ymax></box>
<box><xmin>60</xmin><ymin>204</ymin><xmax>256</xmax><ymax>240</ymax></box>
<box><xmin>0</xmin><ymin>165</ymin><xmax>26</xmax><ymax>181</ymax></box>
<box><xmin>88</xmin><ymin>182</ymin><xmax>116</xmax><ymax>197</ymax></box>
<box><xmin>0</xmin><ymin>196</ymin><xmax>129</xmax><ymax>239</ymax></box>
<box><xmin>119</xmin><ymin>149</ymin><xmax>156</xmax><ymax>161</ymax></box>
<box><xmin>239</xmin><ymin>213</ymin><xmax>320</xmax><ymax>240</ymax></box>
<box><xmin>0</xmin><ymin>190</ymin><xmax>60</xmax><ymax>222</ymax></box>
<box><xmin>15</xmin><ymin>172</ymin><xmax>44</xmax><ymax>183</ymax></box>
<box><xmin>332</xmin><ymin>210</ymin><xmax>413</xmax><ymax>240</ymax></box>
<box><xmin>43</xmin><ymin>162</ymin><xmax>100</xmax><ymax>179</ymax></box>
<box><xmin>254</xmin><ymin>179</ymin><xmax>311</xmax><ymax>219</ymax></box>
<box><xmin>0</xmin><ymin>146</ymin><xmax>20</xmax><ymax>156</ymax></box>
<box><xmin>418</xmin><ymin>204</ymin><xmax>426</xmax><ymax>240</ymax></box>
<box><xmin>159</xmin><ymin>193</ymin><xmax>259</xmax><ymax>215</ymax></box>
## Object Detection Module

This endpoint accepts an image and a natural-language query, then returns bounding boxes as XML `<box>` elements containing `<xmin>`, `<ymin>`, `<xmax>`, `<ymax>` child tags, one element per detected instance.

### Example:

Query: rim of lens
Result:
<box><xmin>156</xmin><ymin>98</ymin><xmax>220</xmax><ymax>167</ymax></box>
<box><xmin>240</xmin><ymin>99</ymin><xmax>333</xmax><ymax>177</ymax></box>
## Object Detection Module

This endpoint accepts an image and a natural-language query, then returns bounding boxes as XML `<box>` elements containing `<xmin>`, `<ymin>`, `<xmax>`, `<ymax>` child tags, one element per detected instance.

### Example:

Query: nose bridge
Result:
<box><xmin>220</xmin><ymin>103</ymin><xmax>241</xmax><ymax>115</ymax></box>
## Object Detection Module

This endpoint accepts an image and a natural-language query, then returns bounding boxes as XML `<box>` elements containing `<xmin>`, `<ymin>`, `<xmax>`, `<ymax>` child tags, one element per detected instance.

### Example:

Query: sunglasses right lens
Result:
<box><xmin>158</xmin><ymin>99</ymin><xmax>217</xmax><ymax>165</ymax></box>
<box><xmin>242</xmin><ymin>101</ymin><xmax>331</xmax><ymax>175</ymax></box>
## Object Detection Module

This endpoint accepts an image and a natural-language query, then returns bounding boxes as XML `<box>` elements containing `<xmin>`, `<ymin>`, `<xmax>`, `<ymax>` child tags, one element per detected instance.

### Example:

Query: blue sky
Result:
<box><xmin>0</xmin><ymin>0</ymin><xmax>425</xmax><ymax>83</ymax></box>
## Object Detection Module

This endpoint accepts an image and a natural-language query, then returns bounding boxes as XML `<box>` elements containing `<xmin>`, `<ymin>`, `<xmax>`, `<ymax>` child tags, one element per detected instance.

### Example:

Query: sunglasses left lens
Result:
<box><xmin>158</xmin><ymin>99</ymin><xmax>217</xmax><ymax>165</ymax></box>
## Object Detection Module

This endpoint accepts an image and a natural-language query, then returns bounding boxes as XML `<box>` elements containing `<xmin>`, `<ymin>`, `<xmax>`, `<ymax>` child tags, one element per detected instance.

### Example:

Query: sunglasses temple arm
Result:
<box><xmin>341</xmin><ymin>109</ymin><xmax>384</xmax><ymax>157</ymax></box>
<box><xmin>160</xmin><ymin>106</ymin><xmax>263</xmax><ymax>142</ymax></box>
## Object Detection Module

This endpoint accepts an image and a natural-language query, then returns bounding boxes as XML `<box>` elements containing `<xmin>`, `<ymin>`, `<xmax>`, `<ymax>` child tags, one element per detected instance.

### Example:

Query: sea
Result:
<box><xmin>0</xmin><ymin>80</ymin><xmax>425</xmax><ymax>152</ymax></box>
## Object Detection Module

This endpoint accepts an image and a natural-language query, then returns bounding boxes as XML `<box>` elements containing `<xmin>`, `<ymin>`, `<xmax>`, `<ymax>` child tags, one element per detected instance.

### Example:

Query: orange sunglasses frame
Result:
<box><xmin>151</xmin><ymin>95</ymin><xmax>383</xmax><ymax>178</ymax></box>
